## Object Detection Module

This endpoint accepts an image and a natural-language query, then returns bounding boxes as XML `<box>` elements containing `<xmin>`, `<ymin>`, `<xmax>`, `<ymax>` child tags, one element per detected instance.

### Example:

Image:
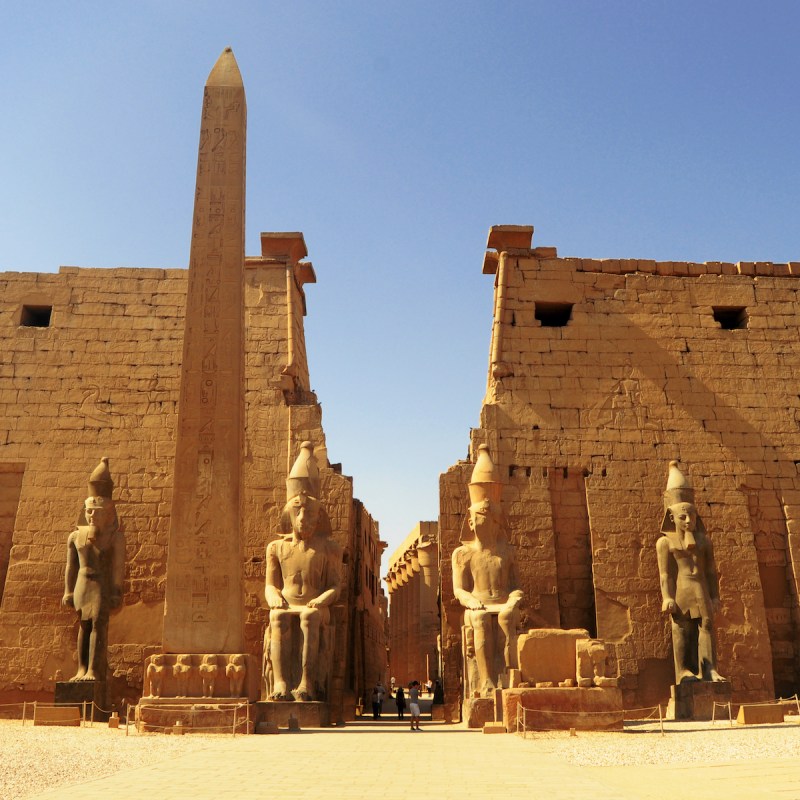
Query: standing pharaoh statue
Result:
<box><xmin>657</xmin><ymin>461</ymin><xmax>725</xmax><ymax>684</ymax></box>
<box><xmin>452</xmin><ymin>445</ymin><xmax>523</xmax><ymax>697</ymax></box>
<box><xmin>264</xmin><ymin>441</ymin><xmax>342</xmax><ymax>701</ymax></box>
<box><xmin>62</xmin><ymin>457</ymin><xmax>125</xmax><ymax>682</ymax></box>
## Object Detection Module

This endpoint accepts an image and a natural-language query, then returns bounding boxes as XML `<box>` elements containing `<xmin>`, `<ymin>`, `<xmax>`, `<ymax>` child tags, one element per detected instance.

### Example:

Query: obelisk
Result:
<box><xmin>163</xmin><ymin>48</ymin><xmax>246</xmax><ymax>653</ymax></box>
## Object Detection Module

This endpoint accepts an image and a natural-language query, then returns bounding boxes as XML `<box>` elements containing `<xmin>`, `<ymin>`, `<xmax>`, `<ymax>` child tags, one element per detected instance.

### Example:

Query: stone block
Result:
<box><xmin>503</xmin><ymin>687</ymin><xmax>623</xmax><ymax>732</ymax></box>
<box><xmin>736</xmin><ymin>704</ymin><xmax>784</xmax><ymax>725</ymax></box>
<box><xmin>34</xmin><ymin>706</ymin><xmax>81</xmax><ymax>726</ymax></box>
<box><xmin>483</xmin><ymin>722</ymin><xmax>506</xmax><ymax>734</ymax></box>
<box><xmin>517</xmin><ymin>628</ymin><xmax>589</xmax><ymax>685</ymax></box>
<box><xmin>464</xmin><ymin>697</ymin><xmax>495</xmax><ymax>729</ymax></box>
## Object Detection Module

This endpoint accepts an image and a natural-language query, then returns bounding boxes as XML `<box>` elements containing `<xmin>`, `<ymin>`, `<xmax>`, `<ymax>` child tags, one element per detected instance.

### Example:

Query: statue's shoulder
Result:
<box><xmin>452</xmin><ymin>545</ymin><xmax>473</xmax><ymax>568</ymax></box>
<box><xmin>267</xmin><ymin>536</ymin><xmax>290</xmax><ymax>556</ymax></box>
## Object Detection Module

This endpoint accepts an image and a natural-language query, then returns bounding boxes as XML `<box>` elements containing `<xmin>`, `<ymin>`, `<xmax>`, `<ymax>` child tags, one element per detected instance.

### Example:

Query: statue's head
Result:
<box><xmin>84</xmin><ymin>495</ymin><xmax>115</xmax><ymax>531</ymax></box>
<box><xmin>661</xmin><ymin>461</ymin><xmax>702</xmax><ymax>546</ymax></box>
<box><xmin>202</xmin><ymin>654</ymin><xmax>217</xmax><ymax>666</ymax></box>
<box><xmin>80</xmin><ymin>457</ymin><xmax>118</xmax><ymax>529</ymax></box>
<box><xmin>282</xmin><ymin>492</ymin><xmax>324</xmax><ymax>538</ymax></box>
<box><xmin>281</xmin><ymin>441</ymin><xmax>331</xmax><ymax>537</ymax></box>
<box><xmin>467</xmin><ymin>499</ymin><xmax>504</xmax><ymax>539</ymax></box>
<box><xmin>666</xmin><ymin>502</ymin><xmax>697</xmax><ymax>547</ymax></box>
<box><xmin>463</xmin><ymin>445</ymin><xmax>506</xmax><ymax>543</ymax></box>
<box><xmin>229</xmin><ymin>654</ymin><xmax>245</xmax><ymax>666</ymax></box>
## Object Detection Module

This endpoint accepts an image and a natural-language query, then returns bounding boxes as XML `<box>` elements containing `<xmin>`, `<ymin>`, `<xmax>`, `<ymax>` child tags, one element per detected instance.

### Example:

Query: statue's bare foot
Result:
<box><xmin>707</xmin><ymin>669</ymin><xmax>726</xmax><ymax>682</ymax></box>
<box><xmin>271</xmin><ymin>681</ymin><xmax>294</xmax><ymax>701</ymax></box>
<box><xmin>293</xmin><ymin>683</ymin><xmax>313</xmax><ymax>702</ymax></box>
<box><xmin>69</xmin><ymin>668</ymin><xmax>87</xmax><ymax>681</ymax></box>
<box><xmin>80</xmin><ymin>670</ymin><xmax>97</xmax><ymax>681</ymax></box>
<box><xmin>678</xmin><ymin>669</ymin><xmax>699</xmax><ymax>684</ymax></box>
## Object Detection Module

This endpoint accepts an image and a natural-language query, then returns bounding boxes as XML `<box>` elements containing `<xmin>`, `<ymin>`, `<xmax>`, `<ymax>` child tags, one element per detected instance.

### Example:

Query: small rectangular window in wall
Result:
<box><xmin>712</xmin><ymin>306</ymin><xmax>747</xmax><ymax>330</ymax></box>
<box><xmin>20</xmin><ymin>305</ymin><xmax>53</xmax><ymax>327</ymax></box>
<box><xmin>535</xmin><ymin>302</ymin><xmax>573</xmax><ymax>327</ymax></box>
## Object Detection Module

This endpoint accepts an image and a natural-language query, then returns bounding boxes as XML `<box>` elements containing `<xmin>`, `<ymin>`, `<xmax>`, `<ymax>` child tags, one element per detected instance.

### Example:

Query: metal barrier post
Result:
<box><xmin>658</xmin><ymin>704</ymin><xmax>664</xmax><ymax>737</ymax></box>
<box><xmin>246</xmin><ymin>702</ymin><xmax>250</xmax><ymax>735</ymax></box>
<box><xmin>22</xmin><ymin>701</ymin><xmax>27</xmax><ymax>726</ymax></box>
<box><xmin>82</xmin><ymin>701</ymin><xmax>87</xmax><ymax>727</ymax></box>
<box><xmin>712</xmin><ymin>702</ymin><xmax>716</xmax><ymax>723</ymax></box>
<box><xmin>91</xmin><ymin>701</ymin><xmax>95</xmax><ymax>727</ymax></box>
<box><xmin>233</xmin><ymin>704</ymin><xmax>238</xmax><ymax>738</ymax></box>
<box><xmin>125</xmin><ymin>703</ymin><xmax>129</xmax><ymax>736</ymax></box>
<box><xmin>728</xmin><ymin>701</ymin><xmax>733</xmax><ymax>727</ymax></box>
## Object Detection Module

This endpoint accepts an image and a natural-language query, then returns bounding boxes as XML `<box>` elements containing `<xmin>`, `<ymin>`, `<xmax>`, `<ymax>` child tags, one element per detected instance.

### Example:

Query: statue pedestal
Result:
<box><xmin>136</xmin><ymin>699</ymin><xmax>254</xmax><ymax>733</ymax></box>
<box><xmin>54</xmin><ymin>680</ymin><xmax>108</xmax><ymax>719</ymax></box>
<box><xmin>254</xmin><ymin>700</ymin><xmax>331</xmax><ymax>729</ymax></box>
<box><xmin>667</xmin><ymin>681</ymin><xmax>731</xmax><ymax>720</ymax></box>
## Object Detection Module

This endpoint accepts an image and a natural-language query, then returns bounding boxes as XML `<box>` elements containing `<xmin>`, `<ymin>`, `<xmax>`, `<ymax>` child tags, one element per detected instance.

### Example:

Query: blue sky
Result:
<box><xmin>2</xmin><ymin>2</ymin><xmax>799</xmax><ymax>562</ymax></box>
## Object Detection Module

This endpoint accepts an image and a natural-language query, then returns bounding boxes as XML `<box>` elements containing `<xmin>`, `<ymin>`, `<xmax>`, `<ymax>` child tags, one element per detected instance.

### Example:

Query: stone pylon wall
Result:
<box><xmin>0</xmin><ymin>246</ymin><xmax>384</xmax><ymax>710</ymax></box>
<box><xmin>440</xmin><ymin>234</ymin><xmax>800</xmax><ymax>717</ymax></box>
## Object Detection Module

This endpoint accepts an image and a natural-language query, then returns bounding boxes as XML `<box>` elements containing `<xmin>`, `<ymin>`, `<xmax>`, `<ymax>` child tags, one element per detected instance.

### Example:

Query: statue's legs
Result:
<box><xmin>71</xmin><ymin>620</ymin><xmax>90</xmax><ymax>680</ymax></box>
<box><xmin>698</xmin><ymin>616</ymin><xmax>725</xmax><ymax>681</ymax></box>
<box><xmin>466</xmin><ymin>610</ymin><xmax>496</xmax><ymax>696</ymax></box>
<box><xmin>269</xmin><ymin>609</ymin><xmax>294</xmax><ymax>700</ymax></box>
<box><xmin>671</xmin><ymin>615</ymin><xmax>698</xmax><ymax>682</ymax></box>
<box><xmin>296</xmin><ymin>606</ymin><xmax>327</xmax><ymax>700</ymax></box>
<box><xmin>497</xmin><ymin>606</ymin><xmax>520</xmax><ymax>670</ymax></box>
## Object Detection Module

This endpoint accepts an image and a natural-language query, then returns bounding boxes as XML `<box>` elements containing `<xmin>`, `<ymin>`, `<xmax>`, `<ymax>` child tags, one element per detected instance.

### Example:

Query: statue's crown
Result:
<box><xmin>663</xmin><ymin>460</ymin><xmax>694</xmax><ymax>508</ymax></box>
<box><xmin>88</xmin><ymin>456</ymin><xmax>114</xmax><ymax>499</ymax></box>
<box><xmin>287</xmin><ymin>441</ymin><xmax>320</xmax><ymax>500</ymax></box>
<box><xmin>468</xmin><ymin>445</ymin><xmax>503</xmax><ymax>504</ymax></box>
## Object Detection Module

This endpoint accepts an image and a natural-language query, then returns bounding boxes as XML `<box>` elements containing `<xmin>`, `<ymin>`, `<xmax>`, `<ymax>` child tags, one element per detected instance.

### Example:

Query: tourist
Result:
<box><xmin>372</xmin><ymin>680</ymin><xmax>386</xmax><ymax>719</ymax></box>
<box><xmin>395</xmin><ymin>685</ymin><xmax>406</xmax><ymax>719</ymax></box>
<box><xmin>408</xmin><ymin>680</ymin><xmax>421</xmax><ymax>730</ymax></box>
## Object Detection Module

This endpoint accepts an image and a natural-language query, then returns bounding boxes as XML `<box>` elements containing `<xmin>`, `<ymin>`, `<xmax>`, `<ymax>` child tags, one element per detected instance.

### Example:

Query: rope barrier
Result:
<box><xmin>515</xmin><ymin>703</ymin><xmax>666</xmax><ymax>737</ymax></box>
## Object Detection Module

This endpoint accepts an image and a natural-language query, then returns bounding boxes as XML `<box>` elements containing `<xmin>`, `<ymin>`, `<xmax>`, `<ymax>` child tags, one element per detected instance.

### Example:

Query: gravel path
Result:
<box><xmin>518</xmin><ymin>718</ymin><xmax>800</xmax><ymax>766</ymax></box>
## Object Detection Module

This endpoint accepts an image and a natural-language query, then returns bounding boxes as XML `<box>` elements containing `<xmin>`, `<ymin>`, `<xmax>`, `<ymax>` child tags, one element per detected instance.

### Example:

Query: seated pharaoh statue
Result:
<box><xmin>264</xmin><ymin>441</ymin><xmax>342</xmax><ymax>702</ymax></box>
<box><xmin>452</xmin><ymin>445</ymin><xmax>523</xmax><ymax>697</ymax></box>
<box><xmin>656</xmin><ymin>461</ymin><xmax>725</xmax><ymax>684</ymax></box>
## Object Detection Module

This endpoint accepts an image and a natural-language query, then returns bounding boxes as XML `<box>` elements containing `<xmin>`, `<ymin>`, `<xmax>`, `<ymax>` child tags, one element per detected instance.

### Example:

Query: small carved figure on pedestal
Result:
<box><xmin>62</xmin><ymin>457</ymin><xmax>125</xmax><ymax>682</ymax></box>
<box><xmin>199</xmin><ymin>654</ymin><xmax>218</xmax><ymax>698</ymax></box>
<box><xmin>226</xmin><ymin>654</ymin><xmax>247</xmax><ymax>697</ymax></box>
<box><xmin>145</xmin><ymin>654</ymin><xmax>167</xmax><ymax>698</ymax></box>
<box><xmin>576</xmin><ymin>639</ymin><xmax>618</xmax><ymax>688</ymax></box>
<box><xmin>264</xmin><ymin>441</ymin><xmax>342</xmax><ymax>702</ymax></box>
<box><xmin>174</xmin><ymin>654</ymin><xmax>193</xmax><ymax>697</ymax></box>
<box><xmin>657</xmin><ymin>461</ymin><xmax>725</xmax><ymax>684</ymax></box>
<box><xmin>452</xmin><ymin>445</ymin><xmax>523</xmax><ymax>698</ymax></box>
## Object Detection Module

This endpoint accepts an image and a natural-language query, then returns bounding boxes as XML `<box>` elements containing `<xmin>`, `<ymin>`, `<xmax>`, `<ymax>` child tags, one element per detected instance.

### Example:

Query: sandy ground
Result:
<box><xmin>2</xmin><ymin>715</ymin><xmax>800</xmax><ymax>799</ymax></box>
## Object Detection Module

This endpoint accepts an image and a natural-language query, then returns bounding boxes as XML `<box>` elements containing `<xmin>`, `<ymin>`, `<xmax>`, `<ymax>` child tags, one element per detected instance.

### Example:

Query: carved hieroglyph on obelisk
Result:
<box><xmin>163</xmin><ymin>48</ymin><xmax>246</xmax><ymax>653</ymax></box>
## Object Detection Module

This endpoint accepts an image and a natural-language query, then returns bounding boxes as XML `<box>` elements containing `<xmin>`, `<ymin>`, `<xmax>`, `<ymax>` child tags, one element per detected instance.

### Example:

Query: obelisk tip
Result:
<box><xmin>206</xmin><ymin>47</ymin><xmax>243</xmax><ymax>88</ymax></box>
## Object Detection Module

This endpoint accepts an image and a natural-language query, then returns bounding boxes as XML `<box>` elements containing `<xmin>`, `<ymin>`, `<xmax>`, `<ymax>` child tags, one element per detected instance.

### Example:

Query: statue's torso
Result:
<box><xmin>459</xmin><ymin>544</ymin><xmax>514</xmax><ymax>604</ymax></box>
<box><xmin>663</xmin><ymin>531</ymin><xmax>713</xmax><ymax>618</ymax></box>
<box><xmin>275</xmin><ymin>535</ymin><xmax>333</xmax><ymax>605</ymax></box>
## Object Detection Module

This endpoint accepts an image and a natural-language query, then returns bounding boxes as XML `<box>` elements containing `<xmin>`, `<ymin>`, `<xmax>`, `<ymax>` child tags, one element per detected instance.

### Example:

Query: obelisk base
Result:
<box><xmin>136</xmin><ymin>700</ymin><xmax>254</xmax><ymax>734</ymax></box>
